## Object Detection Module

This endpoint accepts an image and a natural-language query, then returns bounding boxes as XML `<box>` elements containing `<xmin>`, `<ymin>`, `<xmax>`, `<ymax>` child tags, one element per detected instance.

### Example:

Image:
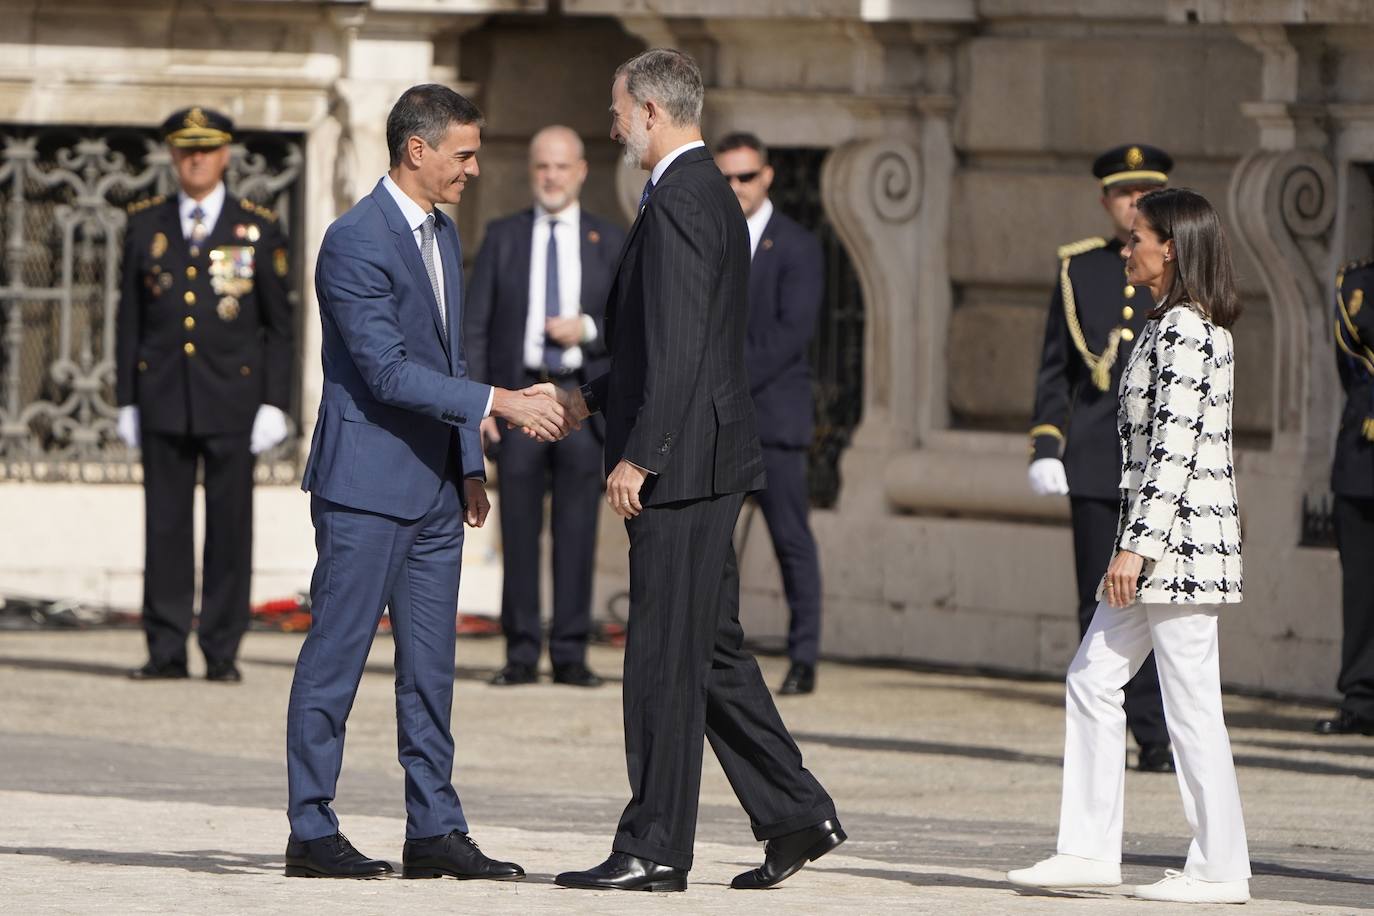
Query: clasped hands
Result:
<box><xmin>489</xmin><ymin>383</ymin><xmax>589</xmax><ymax>444</ymax></box>
<box><xmin>485</xmin><ymin>383</ymin><xmax>648</xmax><ymax>520</ymax></box>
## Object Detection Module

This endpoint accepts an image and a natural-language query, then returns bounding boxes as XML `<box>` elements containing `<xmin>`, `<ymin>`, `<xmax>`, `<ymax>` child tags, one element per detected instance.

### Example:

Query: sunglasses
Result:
<box><xmin>723</xmin><ymin>170</ymin><xmax>761</xmax><ymax>185</ymax></box>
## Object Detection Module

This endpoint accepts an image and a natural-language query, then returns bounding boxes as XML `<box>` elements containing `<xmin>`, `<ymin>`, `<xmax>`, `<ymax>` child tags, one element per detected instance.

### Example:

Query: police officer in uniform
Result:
<box><xmin>1027</xmin><ymin>144</ymin><xmax>1174</xmax><ymax>771</ymax></box>
<box><xmin>115</xmin><ymin>107</ymin><xmax>293</xmax><ymax>682</ymax></box>
<box><xmin>1317</xmin><ymin>258</ymin><xmax>1374</xmax><ymax>735</ymax></box>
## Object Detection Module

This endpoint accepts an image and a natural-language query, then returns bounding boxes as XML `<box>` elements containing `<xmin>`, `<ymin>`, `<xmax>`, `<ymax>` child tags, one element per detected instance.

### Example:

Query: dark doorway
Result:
<box><xmin>768</xmin><ymin>147</ymin><xmax>865</xmax><ymax>508</ymax></box>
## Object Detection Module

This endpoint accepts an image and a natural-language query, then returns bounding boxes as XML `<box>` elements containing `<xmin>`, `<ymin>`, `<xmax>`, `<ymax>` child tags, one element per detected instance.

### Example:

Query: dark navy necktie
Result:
<box><xmin>639</xmin><ymin>179</ymin><xmax>654</xmax><ymax>211</ymax></box>
<box><xmin>544</xmin><ymin>216</ymin><xmax>562</xmax><ymax>370</ymax></box>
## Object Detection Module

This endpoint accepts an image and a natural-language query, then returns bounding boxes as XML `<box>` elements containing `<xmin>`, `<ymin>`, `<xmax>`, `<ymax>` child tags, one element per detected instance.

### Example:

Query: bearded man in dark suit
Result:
<box><xmin>552</xmin><ymin>48</ymin><xmax>843</xmax><ymax>895</ymax></box>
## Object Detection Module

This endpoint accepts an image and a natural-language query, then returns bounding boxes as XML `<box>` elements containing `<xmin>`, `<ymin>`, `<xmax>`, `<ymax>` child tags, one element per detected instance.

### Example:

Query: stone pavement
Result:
<box><xmin>1</xmin><ymin>629</ymin><xmax>1371</xmax><ymax>914</ymax></box>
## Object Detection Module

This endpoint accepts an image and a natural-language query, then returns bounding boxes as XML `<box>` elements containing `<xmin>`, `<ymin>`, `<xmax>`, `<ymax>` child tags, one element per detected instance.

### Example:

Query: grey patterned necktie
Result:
<box><xmin>419</xmin><ymin>213</ymin><xmax>445</xmax><ymax>334</ymax></box>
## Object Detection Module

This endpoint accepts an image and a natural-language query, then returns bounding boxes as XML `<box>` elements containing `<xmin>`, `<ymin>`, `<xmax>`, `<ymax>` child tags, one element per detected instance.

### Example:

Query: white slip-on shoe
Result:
<box><xmin>1006</xmin><ymin>853</ymin><xmax>1122</xmax><ymax>888</ymax></box>
<box><xmin>1132</xmin><ymin>870</ymin><xmax>1250</xmax><ymax>904</ymax></box>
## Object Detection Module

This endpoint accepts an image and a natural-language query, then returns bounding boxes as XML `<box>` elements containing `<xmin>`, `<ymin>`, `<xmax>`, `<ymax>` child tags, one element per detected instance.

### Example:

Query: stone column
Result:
<box><xmin>1225</xmin><ymin>25</ymin><xmax>1338</xmax><ymax>531</ymax></box>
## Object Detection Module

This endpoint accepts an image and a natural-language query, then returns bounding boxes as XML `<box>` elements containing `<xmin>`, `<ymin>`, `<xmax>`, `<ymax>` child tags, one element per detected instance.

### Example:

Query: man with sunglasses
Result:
<box><xmin>714</xmin><ymin>132</ymin><xmax>825</xmax><ymax>696</ymax></box>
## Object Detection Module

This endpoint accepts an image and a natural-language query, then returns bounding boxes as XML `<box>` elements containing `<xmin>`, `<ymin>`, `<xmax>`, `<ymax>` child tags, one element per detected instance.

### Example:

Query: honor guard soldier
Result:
<box><xmin>115</xmin><ymin>106</ymin><xmax>294</xmax><ymax>683</ymax></box>
<box><xmin>1317</xmin><ymin>258</ymin><xmax>1374</xmax><ymax>736</ymax></box>
<box><xmin>1027</xmin><ymin>144</ymin><xmax>1174</xmax><ymax>771</ymax></box>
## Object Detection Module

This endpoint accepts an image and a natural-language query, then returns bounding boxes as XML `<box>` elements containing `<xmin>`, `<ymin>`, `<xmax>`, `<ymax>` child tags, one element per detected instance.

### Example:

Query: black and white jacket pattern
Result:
<box><xmin>1101</xmin><ymin>303</ymin><xmax>1243</xmax><ymax>605</ymax></box>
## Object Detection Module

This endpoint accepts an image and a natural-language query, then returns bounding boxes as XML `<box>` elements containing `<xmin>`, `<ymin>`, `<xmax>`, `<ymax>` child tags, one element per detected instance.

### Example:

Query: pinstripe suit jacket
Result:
<box><xmin>1104</xmin><ymin>303</ymin><xmax>1243</xmax><ymax>604</ymax></box>
<box><xmin>585</xmin><ymin>146</ymin><xmax>766</xmax><ymax>505</ymax></box>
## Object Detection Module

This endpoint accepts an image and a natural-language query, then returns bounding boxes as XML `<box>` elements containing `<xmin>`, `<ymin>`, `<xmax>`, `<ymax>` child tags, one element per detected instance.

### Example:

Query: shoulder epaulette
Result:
<box><xmin>238</xmin><ymin>198</ymin><xmax>279</xmax><ymax>222</ymax></box>
<box><xmin>1057</xmin><ymin>236</ymin><xmax>1107</xmax><ymax>260</ymax></box>
<box><xmin>1338</xmin><ymin>257</ymin><xmax>1374</xmax><ymax>282</ymax></box>
<box><xmin>126</xmin><ymin>194</ymin><xmax>166</xmax><ymax>215</ymax></box>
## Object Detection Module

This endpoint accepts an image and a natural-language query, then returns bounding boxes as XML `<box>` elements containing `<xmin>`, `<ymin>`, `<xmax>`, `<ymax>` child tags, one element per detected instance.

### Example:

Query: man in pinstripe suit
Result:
<box><xmin>553</xmin><ymin>48</ymin><xmax>843</xmax><ymax>894</ymax></box>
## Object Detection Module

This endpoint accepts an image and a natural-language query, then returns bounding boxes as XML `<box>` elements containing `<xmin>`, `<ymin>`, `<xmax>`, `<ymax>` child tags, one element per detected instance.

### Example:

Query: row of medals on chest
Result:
<box><xmin>146</xmin><ymin>222</ymin><xmax>259</xmax><ymax>323</ymax></box>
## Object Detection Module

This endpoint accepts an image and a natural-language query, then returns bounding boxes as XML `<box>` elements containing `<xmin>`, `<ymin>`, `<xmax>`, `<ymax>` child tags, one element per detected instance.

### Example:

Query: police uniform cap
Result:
<box><xmin>1092</xmin><ymin>144</ymin><xmax>1172</xmax><ymax>189</ymax></box>
<box><xmin>161</xmin><ymin>106</ymin><xmax>233</xmax><ymax>149</ymax></box>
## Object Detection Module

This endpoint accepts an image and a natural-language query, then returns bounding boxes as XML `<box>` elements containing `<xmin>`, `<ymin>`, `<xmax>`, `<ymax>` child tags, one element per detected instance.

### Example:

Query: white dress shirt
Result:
<box><xmin>381</xmin><ymin>174</ymin><xmax>493</xmax><ymax>418</ymax></box>
<box><xmin>746</xmin><ymin>197</ymin><xmax>774</xmax><ymax>259</ymax></box>
<box><xmin>525</xmin><ymin>203</ymin><xmax>598</xmax><ymax>370</ymax></box>
<box><xmin>651</xmin><ymin>139</ymin><xmax>707</xmax><ymax>187</ymax></box>
<box><xmin>179</xmin><ymin>182</ymin><xmax>226</xmax><ymax>240</ymax></box>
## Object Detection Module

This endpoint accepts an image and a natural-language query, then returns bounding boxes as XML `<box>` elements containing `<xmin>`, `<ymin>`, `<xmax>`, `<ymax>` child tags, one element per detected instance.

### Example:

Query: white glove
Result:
<box><xmin>116</xmin><ymin>406</ymin><xmax>140</xmax><ymax>449</ymax></box>
<box><xmin>250</xmin><ymin>404</ymin><xmax>290</xmax><ymax>455</ymax></box>
<box><xmin>1028</xmin><ymin>457</ymin><xmax>1070</xmax><ymax>496</ymax></box>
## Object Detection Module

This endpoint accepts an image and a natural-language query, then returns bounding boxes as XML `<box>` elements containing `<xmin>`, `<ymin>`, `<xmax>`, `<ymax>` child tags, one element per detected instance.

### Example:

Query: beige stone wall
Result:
<box><xmin>0</xmin><ymin>0</ymin><xmax>1366</xmax><ymax>702</ymax></box>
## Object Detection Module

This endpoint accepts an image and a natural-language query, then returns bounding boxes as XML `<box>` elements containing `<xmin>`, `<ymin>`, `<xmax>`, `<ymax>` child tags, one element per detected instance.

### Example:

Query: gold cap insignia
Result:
<box><xmin>1125</xmin><ymin>146</ymin><xmax>1144</xmax><ymax>169</ymax></box>
<box><xmin>1352</xmin><ymin>288</ymin><xmax>1365</xmax><ymax>317</ymax></box>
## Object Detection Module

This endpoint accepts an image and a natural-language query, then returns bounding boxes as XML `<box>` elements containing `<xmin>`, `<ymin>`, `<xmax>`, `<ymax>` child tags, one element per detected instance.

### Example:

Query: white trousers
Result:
<box><xmin>1056</xmin><ymin>600</ymin><xmax>1251</xmax><ymax>882</ymax></box>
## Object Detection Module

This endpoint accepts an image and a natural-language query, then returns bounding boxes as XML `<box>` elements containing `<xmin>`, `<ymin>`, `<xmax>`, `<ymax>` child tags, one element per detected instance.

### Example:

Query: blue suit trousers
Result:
<box><xmin>286</xmin><ymin>475</ymin><xmax>468</xmax><ymax>841</ymax></box>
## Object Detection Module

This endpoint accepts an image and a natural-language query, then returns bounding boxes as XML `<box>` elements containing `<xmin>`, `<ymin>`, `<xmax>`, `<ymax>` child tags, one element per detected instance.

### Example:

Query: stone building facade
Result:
<box><xmin>1</xmin><ymin>0</ymin><xmax>1369</xmax><ymax>697</ymax></box>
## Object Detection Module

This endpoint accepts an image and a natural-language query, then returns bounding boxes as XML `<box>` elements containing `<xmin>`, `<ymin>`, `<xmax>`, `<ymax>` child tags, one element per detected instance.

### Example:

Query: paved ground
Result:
<box><xmin>1</xmin><ymin>628</ymin><xmax>1371</xmax><ymax>914</ymax></box>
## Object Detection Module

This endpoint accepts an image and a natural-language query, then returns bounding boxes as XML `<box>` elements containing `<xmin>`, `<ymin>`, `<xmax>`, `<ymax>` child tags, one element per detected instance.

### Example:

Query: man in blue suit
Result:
<box><xmin>284</xmin><ymin>84</ymin><xmax>574</xmax><ymax>880</ymax></box>
<box><xmin>714</xmin><ymin>132</ymin><xmax>825</xmax><ymax>696</ymax></box>
<box><xmin>465</xmin><ymin>126</ymin><xmax>626</xmax><ymax>689</ymax></box>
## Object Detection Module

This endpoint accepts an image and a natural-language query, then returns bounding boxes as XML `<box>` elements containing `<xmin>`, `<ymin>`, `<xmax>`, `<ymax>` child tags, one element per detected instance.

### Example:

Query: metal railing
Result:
<box><xmin>0</xmin><ymin>125</ymin><xmax>303</xmax><ymax>483</ymax></box>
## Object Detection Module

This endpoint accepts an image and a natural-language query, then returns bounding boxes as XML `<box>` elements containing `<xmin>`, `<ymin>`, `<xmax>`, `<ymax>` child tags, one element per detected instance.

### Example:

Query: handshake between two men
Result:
<box><xmin>489</xmin><ymin>381</ymin><xmax>650</xmax><ymax>521</ymax></box>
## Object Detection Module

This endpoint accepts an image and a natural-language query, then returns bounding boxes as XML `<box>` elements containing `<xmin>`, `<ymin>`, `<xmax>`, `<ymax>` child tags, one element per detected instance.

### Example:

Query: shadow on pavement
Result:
<box><xmin>821</xmin><ymin>864</ymin><xmax>1091</xmax><ymax>896</ymax></box>
<box><xmin>0</xmin><ymin>656</ymin><xmax>132</xmax><ymax>678</ymax></box>
<box><xmin>792</xmin><ymin>731</ymin><xmax>1374</xmax><ymax>778</ymax></box>
<box><xmin>1123</xmin><ymin>853</ymin><xmax>1374</xmax><ymax>887</ymax></box>
<box><xmin>1</xmin><ymin>847</ymin><xmax>283</xmax><ymax>876</ymax></box>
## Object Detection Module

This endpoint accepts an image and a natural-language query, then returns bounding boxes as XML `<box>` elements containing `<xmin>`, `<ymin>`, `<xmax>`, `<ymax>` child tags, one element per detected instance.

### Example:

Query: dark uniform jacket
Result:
<box><xmin>115</xmin><ymin>193</ymin><xmax>293</xmax><ymax>436</ymax></box>
<box><xmin>463</xmin><ymin>207</ymin><xmax>625</xmax><ymax>440</ymax></box>
<box><xmin>1333</xmin><ymin>259</ymin><xmax>1374</xmax><ymax>498</ymax></box>
<box><xmin>583</xmin><ymin>146</ymin><xmax>766</xmax><ymax>505</ymax></box>
<box><xmin>746</xmin><ymin>209</ymin><xmax>823</xmax><ymax>450</ymax></box>
<box><xmin>1030</xmin><ymin>236</ymin><xmax>1151</xmax><ymax>500</ymax></box>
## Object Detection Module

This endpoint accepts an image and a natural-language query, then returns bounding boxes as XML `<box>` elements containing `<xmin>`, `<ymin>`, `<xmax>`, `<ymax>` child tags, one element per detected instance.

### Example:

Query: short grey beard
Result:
<box><xmin>621</xmin><ymin>120</ymin><xmax>649</xmax><ymax>170</ymax></box>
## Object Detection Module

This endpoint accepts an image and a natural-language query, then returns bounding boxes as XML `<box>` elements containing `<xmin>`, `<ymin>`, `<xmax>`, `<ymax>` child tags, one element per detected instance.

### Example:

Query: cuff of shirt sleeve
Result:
<box><xmin>482</xmin><ymin>386</ymin><xmax>494</xmax><ymax>418</ymax></box>
<box><xmin>580</xmin><ymin>314</ymin><xmax>598</xmax><ymax>344</ymax></box>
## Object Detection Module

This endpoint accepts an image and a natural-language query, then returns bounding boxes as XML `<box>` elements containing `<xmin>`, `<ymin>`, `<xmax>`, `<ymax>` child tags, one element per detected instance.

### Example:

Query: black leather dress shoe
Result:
<box><xmin>552</xmin><ymin>662</ymin><xmax>603</xmax><ymax>688</ymax></box>
<box><xmin>731</xmin><ymin>818</ymin><xmax>846</xmax><ymax>889</ymax></box>
<box><xmin>284</xmin><ymin>833</ymin><xmax>393</xmax><ymax>878</ymax></box>
<box><xmin>1136</xmin><ymin>743</ymin><xmax>1176</xmax><ymax>773</ymax></box>
<box><xmin>779</xmin><ymin>662</ymin><xmax>816</xmax><ymax>695</ymax></box>
<box><xmin>128</xmin><ymin>660</ymin><xmax>188</xmax><ymax>681</ymax></box>
<box><xmin>1315</xmin><ymin>709</ymin><xmax>1374</xmax><ymax>736</ymax></box>
<box><xmin>206</xmin><ymin>661</ymin><xmax>242</xmax><ymax>683</ymax></box>
<box><xmin>489</xmin><ymin>663</ymin><xmax>537</xmax><ymax>686</ymax></box>
<box><xmin>402</xmin><ymin>830</ymin><xmax>525</xmax><ymax>880</ymax></box>
<box><xmin>555</xmin><ymin>852</ymin><xmax>687</xmax><ymax>892</ymax></box>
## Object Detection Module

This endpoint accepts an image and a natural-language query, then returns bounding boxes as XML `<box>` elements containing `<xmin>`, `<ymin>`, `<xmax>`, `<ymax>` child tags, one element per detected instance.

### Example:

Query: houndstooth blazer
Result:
<box><xmin>1100</xmin><ymin>303</ymin><xmax>1243</xmax><ymax>605</ymax></box>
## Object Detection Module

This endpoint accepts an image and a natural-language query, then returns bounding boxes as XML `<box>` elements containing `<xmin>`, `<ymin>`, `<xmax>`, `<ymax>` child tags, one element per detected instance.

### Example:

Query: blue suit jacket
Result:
<box><xmin>463</xmin><ymin>207</ymin><xmax>625</xmax><ymax>441</ymax></box>
<box><xmin>746</xmin><ymin>209</ymin><xmax>823</xmax><ymax>449</ymax></box>
<box><xmin>302</xmin><ymin>178</ymin><xmax>491</xmax><ymax>520</ymax></box>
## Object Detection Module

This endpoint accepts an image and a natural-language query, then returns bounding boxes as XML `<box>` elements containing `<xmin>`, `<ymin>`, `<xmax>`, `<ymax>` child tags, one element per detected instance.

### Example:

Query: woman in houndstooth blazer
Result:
<box><xmin>1009</xmin><ymin>188</ymin><xmax>1251</xmax><ymax>905</ymax></box>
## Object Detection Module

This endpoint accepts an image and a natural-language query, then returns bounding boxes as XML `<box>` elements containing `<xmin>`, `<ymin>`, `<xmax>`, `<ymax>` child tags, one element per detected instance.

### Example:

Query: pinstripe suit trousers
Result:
<box><xmin>612</xmin><ymin>491</ymin><xmax>836</xmax><ymax>870</ymax></box>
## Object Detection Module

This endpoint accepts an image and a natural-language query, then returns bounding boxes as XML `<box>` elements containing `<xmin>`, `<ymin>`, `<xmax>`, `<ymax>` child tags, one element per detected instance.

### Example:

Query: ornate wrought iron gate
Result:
<box><xmin>0</xmin><ymin>124</ymin><xmax>303</xmax><ymax>483</ymax></box>
<box><xmin>768</xmin><ymin>147</ymin><xmax>865</xmax><ymax>508</ymax></box>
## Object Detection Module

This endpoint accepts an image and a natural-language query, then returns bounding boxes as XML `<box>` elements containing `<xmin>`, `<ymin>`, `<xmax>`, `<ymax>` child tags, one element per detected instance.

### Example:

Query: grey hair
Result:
<box><xmin>614</xmin><ymin>48</ymin><xmax>703</xmax><ymax>128</ymax></box>
<box><xmin>387</xmin><ymin>84</ymin><xmax>483</xmax><ymax>168</ymax></box>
